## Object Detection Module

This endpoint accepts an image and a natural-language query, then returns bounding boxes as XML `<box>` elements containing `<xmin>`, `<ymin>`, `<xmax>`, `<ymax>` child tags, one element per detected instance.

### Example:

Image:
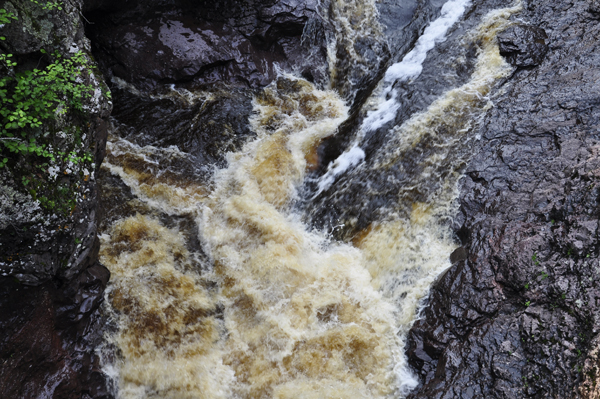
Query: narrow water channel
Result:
<box><xmin>97</xmin><ymin>1</ymin><xmax>521</xmax><ymax>397</ymax></box>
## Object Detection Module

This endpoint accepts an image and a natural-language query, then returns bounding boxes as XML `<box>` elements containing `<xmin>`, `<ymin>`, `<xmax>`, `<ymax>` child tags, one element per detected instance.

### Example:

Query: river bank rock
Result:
<box><xmin>84</xmin><ymin>0</ymin><xmax>329</xmax><ymax>91</ymax></box>
<box><xmin>0</xmin><ymin>264</ymin><xmax>111</xmax><ymax>398</ymax></box>
<box><xmin>0</xmin><ymin>0</ymin><xmax>112</xmax><ymax>396</ymax></box>
<box><xmin>407</xmin><ymin>0</ymin><xmax>600</xmax><ymax>397</ymax></box>
<box><xmin>0</xmin><ymin>0</ymin><xmax>112</xmax><ymax>285</ymax></box>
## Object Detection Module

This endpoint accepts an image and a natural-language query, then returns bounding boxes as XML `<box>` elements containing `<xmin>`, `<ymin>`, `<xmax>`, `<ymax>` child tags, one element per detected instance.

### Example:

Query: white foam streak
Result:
<box><xmin>316</xmin><ymin>0</ymin><xmax>471</xmax><ymax>193</ymax></box>
<box><xmin>384</xmin><ymin>0</ymin><xmax>472</xmax><ymax>83</ymax></box>
<box><xmin>363</xmin><ymin>0</ymin><xmax>471</xmax><ymax>134</ymax></box>
<box><xmin>361</xmin><ymin>95</ymin><xmax>401</xmax><ymax>135</ymax></box>
<box><xmin>314</xmin><ymin>144</ymin><xmax>365</xmax><ymax>197</ymax></box>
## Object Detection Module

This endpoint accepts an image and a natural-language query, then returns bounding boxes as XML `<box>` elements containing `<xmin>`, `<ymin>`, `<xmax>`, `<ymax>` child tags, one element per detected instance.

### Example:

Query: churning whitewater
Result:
<box><xmin>98</xmin><ymin>1</ymin><xmax>522</xmax><ymax>398</ymax></box>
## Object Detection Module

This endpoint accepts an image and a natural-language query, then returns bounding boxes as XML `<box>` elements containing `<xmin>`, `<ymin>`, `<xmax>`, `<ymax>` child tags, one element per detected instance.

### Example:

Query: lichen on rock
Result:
<box><xmin>0</xmin><ymin>0</ymin><xmax>112</xmax><ymax>285</ymax></box>
<box><xmin>0</xmin><ymin>1</ymin><xmax>113</xmax><ymax>396</ymax></box>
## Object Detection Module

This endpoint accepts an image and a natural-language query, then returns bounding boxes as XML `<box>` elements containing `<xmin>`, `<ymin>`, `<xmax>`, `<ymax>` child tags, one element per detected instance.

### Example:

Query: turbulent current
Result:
<box><xmin>98</xmin><ymin>1</ymin><xmax>521</xmax><ymax>398</ymax></box>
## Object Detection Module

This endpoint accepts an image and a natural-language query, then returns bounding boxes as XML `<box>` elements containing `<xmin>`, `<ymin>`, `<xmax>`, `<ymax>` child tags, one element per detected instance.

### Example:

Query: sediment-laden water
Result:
<box><xmin>98</xmin><ymin>1</ymin><xmax>521</xmax><ymax>397</ymax></box>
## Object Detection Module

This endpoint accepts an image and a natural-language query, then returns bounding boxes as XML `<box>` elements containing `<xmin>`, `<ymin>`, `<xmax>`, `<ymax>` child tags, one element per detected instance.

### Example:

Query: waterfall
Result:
<box><xmin>98</xmin><ymin>1</ymin><xmax>521</xmax><ymax>397</ymax></box>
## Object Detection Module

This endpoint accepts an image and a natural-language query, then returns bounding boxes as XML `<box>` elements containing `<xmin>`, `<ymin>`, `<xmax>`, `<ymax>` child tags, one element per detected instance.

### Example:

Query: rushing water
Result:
<box><xmin>98</xmin><ymin>1</ymin><xmax>521</xmax><ymax>397</ymax></box>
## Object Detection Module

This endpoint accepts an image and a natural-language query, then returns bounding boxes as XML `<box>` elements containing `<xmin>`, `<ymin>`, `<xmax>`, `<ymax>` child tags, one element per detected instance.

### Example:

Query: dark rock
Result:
<box><xmin>0</xmin><ymin>264</ymin><xmax>112</xmax><ymax>399</ymax></box>
<box><xmin>82</xmin><ymin>0</ymin><xmax>137</xmax><ymax>14</ymax></box>
<box><xmin>450</xmin><ymin>247</ymin><xmax>468</xmax><ymax>264</ymax></box>
<box><xmin>590</xmin><ymin>0</ymin><xmax>600</xmax><ymax>15</ymax></box>
<box><xmin>0</xmin><ymin>0</ymin><xmax>84</xmax><ymax>55</ymax></box>
<box><xmin>84</xmin><ymin>0</ymin><xmax>329</xmax><ymax>90</ymax></box>
<box><xmin>0</xmin><ymin>0</ymin><xmax>113</xmax><ymax>396</ymax></box>
<box><xmin>407</xmin><ymin>0</ymin><xmax>600</xmax><ymax>397</ymax></box>
<box><xmin>498</xmin><ymin>24</ymin><xmax>549</xmax><ymax>67</ymax></box>
<box><xmin>108</xmin><ymin>83</ymin><xmax>255</xmax><ymax>168</ymax></box>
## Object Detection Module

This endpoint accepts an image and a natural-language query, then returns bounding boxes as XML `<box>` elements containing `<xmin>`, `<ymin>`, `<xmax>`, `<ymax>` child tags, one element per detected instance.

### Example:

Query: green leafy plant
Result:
<box><xmin>0</xmin><ymin>1</ymin><xmax>96</xmax><ymax>214</ymax></box>
<box><xmin>30</xmin><ymin>0</ymin><xmax>63</xmax><ymax>10</ymax></box>
<box><xmin>0</xmin><ymin>8</ymin><xmax>17</xmax><ymax>41</ymax></box>
<box><xmin>1</xmin><ymin>50</ymin><xmax>92</xmax><ymax>148</ymax></box>
<box><xmin>1</xmin><ymin>2</ymin><xmax>84</xmax><ymax>170</ymax></box>
<box><xmin>0</xmin><ymin>50</ymin><xmax>94</xmax><ymax>174</ymax></box>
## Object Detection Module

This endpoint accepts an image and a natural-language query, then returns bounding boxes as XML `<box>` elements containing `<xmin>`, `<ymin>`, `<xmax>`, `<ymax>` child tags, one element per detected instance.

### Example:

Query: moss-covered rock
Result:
<box><xmin>0</xmin><ymin>1</ymin><xmax>113</xmax><ymax>397</ymax></box>
<box><xmin>0</xmin><ymin>0</ymin><xmax>111</xmax><ymax>285</ymax></box>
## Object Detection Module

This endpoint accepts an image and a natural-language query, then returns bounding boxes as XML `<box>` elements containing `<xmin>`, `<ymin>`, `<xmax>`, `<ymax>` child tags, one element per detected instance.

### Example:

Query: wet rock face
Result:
<box><xmin>498</xmin><ymin>24</ymin><xmax>549</xmax><ymax>67</ymax></box>
<box><xmin>407</xmin><ymin>1</ymin><xmax>600</xmax><ymax>397</ymax></box>
<box><xmin>0</xmin><ymin>264</ymin><xmax>111</xmax><ymax>399</ymax></box>
<box><xmin>0</xmin><ymin>0</ymin><xmax>113</xmax><ymax>396</ymax></box>
<box><xmin>109</xmin><ymin>84</ymin><xmax>255</xmax><ymax>168</ymax></box>
<box><xmin>84</xmin><ymin>0</ymin><xmax>328</xmax><ymax>90</ymax></box>
<box><xmin>590</xmin><ymin>0</ymin><xmax>600</xmax><ymax>15</ymax></box>
<box><xmin>0</xmin><ymin>0</ymin><xmax>112</xmax><ymax>286</ymax></box>
<box><xmin>1</xmin><ymin>0</ymin><xmax>84</xmax><ymax>55</ymax></box>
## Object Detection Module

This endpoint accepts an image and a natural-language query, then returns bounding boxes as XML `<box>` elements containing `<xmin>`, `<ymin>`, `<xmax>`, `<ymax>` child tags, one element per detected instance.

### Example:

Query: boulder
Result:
<box><xmin>84</xmin><ymin>0</ymin><xmax>329</xmax><ymax>90</ymax></box>
<box><xmin>498</xmin><ymin>24</ymin><xmax>549</xmax><ymax>68</ymax></box>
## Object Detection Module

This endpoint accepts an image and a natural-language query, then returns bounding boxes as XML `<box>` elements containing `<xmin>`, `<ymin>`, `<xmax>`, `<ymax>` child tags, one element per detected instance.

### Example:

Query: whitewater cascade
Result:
<box><xmin>98</xmin><ymin>1</ymin><xmax>521</xmax><ymax>398</ymax></box>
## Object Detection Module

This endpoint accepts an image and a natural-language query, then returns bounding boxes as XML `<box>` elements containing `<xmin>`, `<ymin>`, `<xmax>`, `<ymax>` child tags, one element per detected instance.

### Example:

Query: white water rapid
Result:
<box><xmin>98</xmin><ymin>1</ymin><xmax>522</xmax><ymax>398</ymax></box>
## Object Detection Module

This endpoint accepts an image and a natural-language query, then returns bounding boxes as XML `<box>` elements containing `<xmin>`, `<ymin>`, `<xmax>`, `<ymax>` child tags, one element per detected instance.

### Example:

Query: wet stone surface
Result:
<box><xmin>0</xmin><ymin>264</ymin><xmax>112</xmax><ymax>399</ymax></box>
<box><xmin>109</xmin><ymin>84</ymin><xmax>256</xmax><ymax>168</ymax></box>
<box><xmin>498</xmin><ymin>24</ymin><xmax>549</xmax><ymax>68</ymax></box>
<box><xmin>407</xmin><ymin>0</ymin><xmax>600</xmax><ymax>397</ymax></box>
<box><xmin>84</xmin><ymin>0</ymin><xmax>329</xmax><ymax>90</ymax></box>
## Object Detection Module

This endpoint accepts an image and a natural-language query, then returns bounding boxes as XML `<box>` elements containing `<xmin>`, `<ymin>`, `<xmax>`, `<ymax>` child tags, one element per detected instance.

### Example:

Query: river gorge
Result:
<box><xmin>1</xmin><ymin>0</ymin><xmax>600</xmax><ymax>398</ymax></box>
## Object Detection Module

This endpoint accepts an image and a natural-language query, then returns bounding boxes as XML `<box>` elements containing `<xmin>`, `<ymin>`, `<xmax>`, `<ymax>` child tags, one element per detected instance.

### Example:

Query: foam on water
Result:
<box><xmin>316</xmin><ymin>0</ymin><xmax>472</xmax><ymax>195</ymax></box>
<box><xmin>202</xmin><ymin>77</ymin><xmax>412</xmax><ymax>397</ymax></box>
<box><xmin>354</xmin><ymin>3</ymin><xmax>521</xmax><ymax>328</ymax></box>
<box><xmin>102</xmin><ymin>135</ymin><xmax>209</xmax><ymax>214</ymax></box>
<box><xmin>99</xmin><ymin>2</ymin><xmax>522</xmax><ymax>398</ymax></box>
<box><xmin>101</xmin><ymin>77</ymin><xmax>416</xmax><ymax>398</ymax></box>
<box><xmin>326</xmin><ymin>0</ymin><xmax>385</xmax><ymax>98</ymax></box>
<box><xmin>100</xmin><ymin>216</ymin><xmax>233</xmax><ymax>399</ymax></box>
<box><xmin>384</xmin><ymin>0</ymin><xmax>473</xmax><ymax>83</ymax></box>
<box><xmin>375</xmin><ymin>2</ymin><xmax>522</xmax><ymax>168</ymax></box>
<box><xmin>364</xmin><ymin>0</ymin><xmax>471</xmax><ymax>132</ymax></box>
<box><xmin>313</xmin><ymin>144</ymin><xmax>365</xmax><ymax>197</ymax></box>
